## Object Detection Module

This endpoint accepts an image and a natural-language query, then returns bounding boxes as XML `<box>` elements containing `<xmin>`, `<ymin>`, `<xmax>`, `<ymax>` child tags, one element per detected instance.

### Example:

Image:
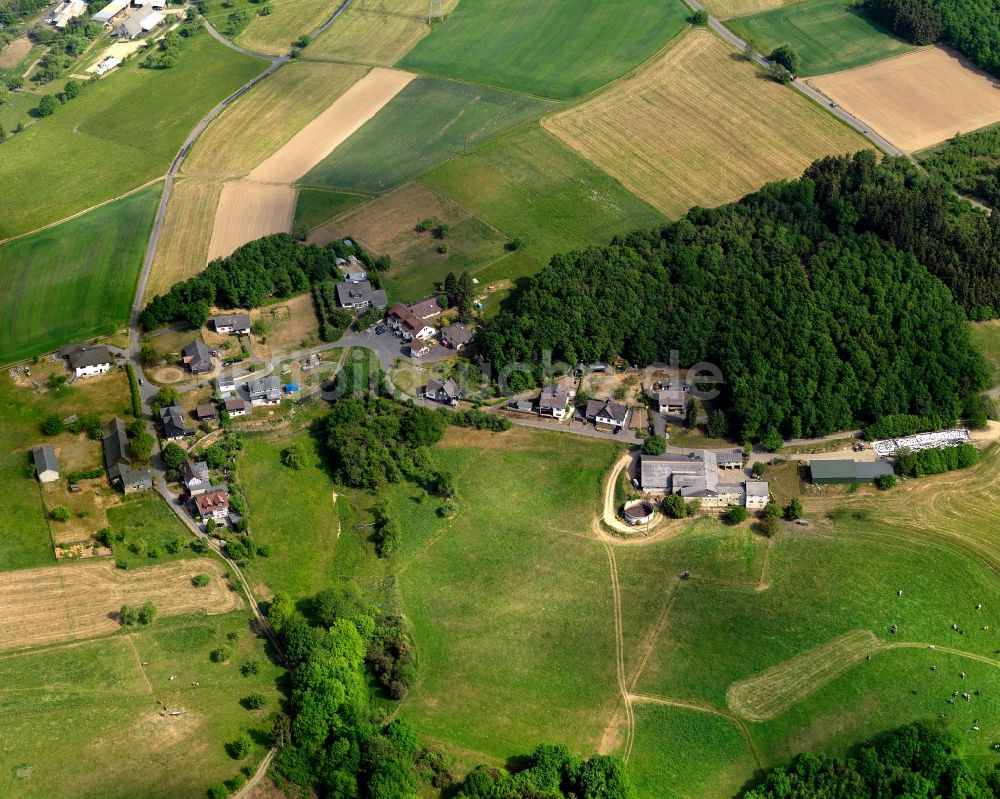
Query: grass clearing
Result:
<box><xmin>0</xmin><ymin>185</ymin><xmax>161</xmax><ymax>365</ymax></box>
<box><xmin>0</xmin><ymin>611</ymin><xmax>283</xmax><ymax>799</ymax></box>
<box><xmin>971</xmin><ymin>320</ymin><xmax>1000</xmax><ymax>383</ymax></box>
<box><xmin>239</xmin><ymin>0</ymin><xmax>345</xmax><ymax>55</ymax></box>
<box><xmin>306</xmin><ymin>0</ymin><xmax>457</xmax><ymax>66</ymax></box>
<box><xmin>810</xmin><ymin>46</ymin><xmax>1000</xmax><ymax>153</ymax></box>
<box><xmin>310</xmin><ymin>181</ymin><xmax>509</xmax><ymax>302</ymax></box>
<box><xmin>294</xmin><ymin>188</ymin><xmax>367</xmax><ymax>233</ymax></box>
<box><xmin>183</xmin><ymin>61</ymin><xmax>366</xmax><ymax>180</ymax></box>
<box><xmin>106</xmin><ymin>492</ymin><xmax>205</xmax><ymax>569</ymax></box>
<box><xmin>250</xmin><ymin>292</ymin><xmax>322</xmax><ymax>358</ymax></box>
<box><xmin>300</xmin><ymin>76</ymin><xmax>555</xmax><ymax>194</ymax></box>
<box><xmin>0</xmin><ymin>29</ymin><xmax>266</xmax><ymax>239</ymax></box>
<box><xmin>727</xmin><ymin>0</ymin><xmax>911</xmax><ymax>76</ymax></box>
<box><xmin>145</xmin><ymin>178</ymin><xmax>222</xmax><ymax>302</ymax></box>
<box><xmin>544</xmin><ymin>29</ymin><xmax>869</xmax><ymax>219</ymax></box>
<box><xmin>398</xmin><ymin>0</ymin><xmax>691</xmax><ymax>99</ymax></box>
<box><xmin>420</xmin><ymin>123</ymin><xmax>665</xmax><ymax>275</ymax></box>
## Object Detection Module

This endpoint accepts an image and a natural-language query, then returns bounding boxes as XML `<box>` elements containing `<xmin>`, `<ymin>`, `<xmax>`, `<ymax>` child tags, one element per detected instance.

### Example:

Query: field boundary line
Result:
<box><xmin>127</xmin><ymin>634</ymin><xmax>154</xmax><ymax>695</ymax></box>
<box><xmin>0</xmin><ymin>177</ymin><xmax>165</xmax><ymax>246</ymax></box>
<box><xmin>883</xmin><ymin>642</ymin><xmax>1000</xmax><ymax>668</ymax></box>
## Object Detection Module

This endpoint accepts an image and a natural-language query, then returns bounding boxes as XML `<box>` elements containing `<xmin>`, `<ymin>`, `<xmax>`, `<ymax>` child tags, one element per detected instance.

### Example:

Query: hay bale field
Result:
<box><xmin>727</xmin><ymin>0</ymin><xmax>912</xmax><ymax>75</ymax></box>
<box><xmin>810</xmin><ymin>47</ymin><xmax>1000</xmax><ymax>153</ymax></box>
<box><xmin>726</xmin><ymin>629</ymin><xmax>881</xmax><ymax>721</ymax></box>
<box><xmin>183</xmin><ymin>62</ymin><xmax>367</xmax><ymax>180</ymax></box>
<box><xmin>543</xmin><ymin>29</ymin><xmax>869</xmax><ymax>218</ymax></box>
<box><xmin>145</xmin><ymin>178</ymin><xmax>222</xmax><ymax>302</ymax></box>
<box><xmin>207</xmin><ymin>181</ymin><xmax>297</xmax><ymax>262</ymax></box>
<box><xmin>306</xmin><ymin>0</ymin><xmax>459</xmax><ymax>66</ymax></box>
<box><xmin>398</xmin><ymin>0</ymin><xmax>691</xmax><ymax>99</ymax></box>
<box><xmin>0</xmin><ymin>558</ymin><xmax>241</xmax><ymax>652</ymax></box>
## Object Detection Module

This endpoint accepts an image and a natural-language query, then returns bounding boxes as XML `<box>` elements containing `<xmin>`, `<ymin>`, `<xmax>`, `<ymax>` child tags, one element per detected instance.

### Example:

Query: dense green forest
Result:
<box><xmin>139</xmin><ymin>234</ymin><xmax>387</xmax><ymax>330</ymax></box>
<box><xmin>921</xmin><ymin>127</ymin><xmax>1000</xmax><ymax>208</ymax></box>
<box><xmin>743</xmin><ymin>720</ymin><xmax>1000</xmax><ymax>798</ymax></box>
<box><xmin>478</xmin><ymin>153</ymin><xmax>990</xmax><ymax>443</ymax></box>
<box><xmin>864</xmin><ymin>0</ymin><xmax>1000</xmax><ymax>77</ymax></box>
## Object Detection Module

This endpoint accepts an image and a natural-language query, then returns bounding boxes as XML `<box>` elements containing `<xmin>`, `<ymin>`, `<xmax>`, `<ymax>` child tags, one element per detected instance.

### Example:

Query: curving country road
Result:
<box><xmin>679</xmin><ymin>0</ymin><xmax>904</xmax><ymax>157</ymax></box>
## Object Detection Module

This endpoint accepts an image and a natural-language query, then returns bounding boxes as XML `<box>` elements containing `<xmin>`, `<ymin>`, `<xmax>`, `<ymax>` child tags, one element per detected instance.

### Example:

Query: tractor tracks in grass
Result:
<box><xmin>601</xmin><ymin>541</ymin><xmax>636</xmax><ymax>762</ymax></box>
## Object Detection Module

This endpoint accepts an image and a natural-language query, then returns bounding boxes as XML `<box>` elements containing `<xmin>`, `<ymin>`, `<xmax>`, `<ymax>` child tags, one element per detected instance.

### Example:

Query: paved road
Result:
<box><xmin>679</xmin><ymin>0</ymin><xmax>904</xmax><ymax>157</ymax></box>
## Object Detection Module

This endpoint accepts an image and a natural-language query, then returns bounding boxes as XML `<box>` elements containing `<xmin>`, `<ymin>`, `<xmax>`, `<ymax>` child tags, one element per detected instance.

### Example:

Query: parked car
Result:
<box><xmin>374</xmin><ymin>324</ymin><xmax>386</xmax><ymax>335</ymax></box>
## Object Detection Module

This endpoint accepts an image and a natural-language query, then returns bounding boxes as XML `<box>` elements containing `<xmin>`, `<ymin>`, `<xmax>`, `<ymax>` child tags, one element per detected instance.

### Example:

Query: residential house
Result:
<box><xmin>194</xmin><ymin>487</ymin><xmax>230</xmax><ymax>524</ymax></box>
<box><xmin>217</xmin><ymin>375</ymin><xmax>236</xmax><ymax>395</ymax></box>
<box><xmin>425</xmin><ymin>378</ymin><xmax>461</xmax><ymax>405</ymax></box>
<box><xmin>247</xmin><ymin>375</ymin><xmax>281</xmax><ymax>405</ymax></box>
<box><xmin>224</xmin><ymin>396</ymin><xmax>249</xmax><ymax>417</ymax></box>
<box><xmin>103</xmin><ymin>417</ymin><xmax>151</xmax><ymax>493</ymax></box>
<box><xmin>440</xmin><ymin>322</ymin><xmax>473</xmax><ymax>350</ymax></box>
<box><xmin>407</xmin><ymin>296</ymin><xmax>443</xmax><ymax>321</ymax></box>
<box><xmin>745</xmin><ymin>480</ymin><xmax>770</xmax><ymax>510</ymax></box>
<box><xmin>409</xmin><ymin>341</ymin><xmax>432</xmax><ymax>358</ymax></box>
<box><xmin>32</xmin><ymin>445</ymin><xmax>59</xmax><ymax>483</ymax></box>
<box><xmin>210</xmin><ymin>313</ymin><xmax>251</xmax><ymax>335</ymax></box>
<box><xmin>182</xmin><ymin>340</ymin><xmax>213</xmax><ymax>374</ymax></box>
<box><xmin>539</xmin><ymin>385</ymin><xmax>570</xmax><ymax>420</ymax></box>
<box><xmin>343</xmin><ymin>271</ymin><xmax>368</xmax><ymax>283</ymax></box>
<box><xmin>810</xmin><ymin>459</ymin><xmax>895</xmax><ymax>485</ymax></box>
<box><xmin>180</xmin><ymin>460</ymin><xmax>211</xmax><ymax>496</ymax></box>
<box><xmin>62</xmin><ymin>343</ymin><xmax>112</xmax><ymax>378</ymax></box>
<box><xmin>387</xmin><ymin>303</ymin><xmax>435</xmax><ymax>342</ymax></box>
<box><xmin>159</xmin><ymin>403</ymin><xmax>194</xmax><ymax>440</ymax></box>
<box><xmin>655</xmin><ymin>385</ymin><xmax>687</xmax><ymax>415</ymax></box>
<box><xmin>585</xmin><ymin>398</ymin><xmax>630</xmax><ymax>430</ymax></box>
<box><xmin>336</xmin><ymin>280</ymin><xmax>388</xmax><ymax>310</ymax></box>
<box><xmin>195</xmin><ymin>404</ymin><xmax>218</xmax><ymax>422</ymax></box>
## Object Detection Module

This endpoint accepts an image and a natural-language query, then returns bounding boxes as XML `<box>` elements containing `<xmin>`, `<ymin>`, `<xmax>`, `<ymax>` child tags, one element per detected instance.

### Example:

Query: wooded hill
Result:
<box><xmin>478</xmin><ymin>153</ymin><xmax>990</xmax><ymax>443</ymax></box>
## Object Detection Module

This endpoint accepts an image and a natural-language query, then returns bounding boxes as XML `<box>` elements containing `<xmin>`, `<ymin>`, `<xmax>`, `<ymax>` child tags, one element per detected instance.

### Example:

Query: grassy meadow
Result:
<box><xmin>0</xmin><ymin>185</ymin><xmax>160</xmax><ymax>365</ymax></box>
<box><xmin>398</xmin><ymin>0</ymin><xmax>691</xmax><ymax>99</ymax></box>
<box><xmin>0</xmin><ymin>29</ymin><xmax>265</xmax><ymax>239</ymax></box>
<box><xmin>727</xmin><ymin>0</ymin><xmax>911</xmax><ymax>75</ymax></box>
<box><xmin>106</xmin><ymin>492</ymin><xmax>200</xmax><ymax>569</ymax></box>
<box><xmin>300</xmin><ymin>76</ymin><xmax>554</xmax><ymax>194</ymax></box>
<box><xmin>0</xmin><ymin>611</ymin><xmax>283</xmax><ymax>799</ymax></box>
<box><xmin>294</xmin><ymin>188</ymin><xmax>368</xmax><ymax>234</ymax></box>
<box><xmin>239</xmin><ymin>0</ymin><xmax>346</xmax><ymax>55</ymax></box>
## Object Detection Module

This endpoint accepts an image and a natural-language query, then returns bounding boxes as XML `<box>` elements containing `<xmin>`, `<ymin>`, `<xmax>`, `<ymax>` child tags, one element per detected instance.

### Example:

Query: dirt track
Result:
<box><xmin>0</xmin><ymin>558</ymin><xmax>241</xmax><ymax>653</ymax></box>
<box><xmin>247</xmin><ymin>67</ymin><xmax>415</xmax><ymax>184</ymax></box>
<box><xmin>810</xmin><ymin>46</ymin><xmax>1000</xmax><ymax>153</ymax></box>
<box><xmin>206</xmin><ymin>181</ymin><xmax>296</xmax><ymax>261</ymax></box>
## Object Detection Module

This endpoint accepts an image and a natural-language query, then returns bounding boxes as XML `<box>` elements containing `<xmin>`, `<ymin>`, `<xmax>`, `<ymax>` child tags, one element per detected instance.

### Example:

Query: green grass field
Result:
<box><xmin>0</xmin><ymin>185</ymin><xmax>161</xmax><ymax>365</ymax></box>
<box><xmin>294</xmin><ymin>188</ymin><xmax>368</xmax><ymax>234</ymax></box>
<box><xmin>0</xmin><ymin>611</ymin><xmax>283</xmax><ymax>799</ymax></box>
<box><xmin>727</xmin><ymin>0</ymin><xmax>912</xmax><ymax>76</ymax></box>
<box><xmin>0</xmin><ymin>90</ymin><xmax>39</xmax><ymax>136</ymax></box>
<box><xmin>107</xmin><ymin>492</ymin><xmax>201</xmax><ymax>569</ymax></box>
<box><xmin>419</xmin><ymin>124</ymin><xmax>664</xmax><ymax>274</ymax></box>
<box><xmin>398</xmin><ymin>0</ymin><xmax>691</xmax><ymax>99</ymax></box>
<box><xmin>970</xmin><ymin>320</ymin><xmax>1000</xmax><ymax>384</ymax></box>
<box><xmin>300</xmin><ymin>76</ymin><xmax>554</xmax><ymax>194</ymax></box>
<box><xmin>0</xmin><ymin>29</ymin><xmax>265</xmax><ymax>239</ymax></box>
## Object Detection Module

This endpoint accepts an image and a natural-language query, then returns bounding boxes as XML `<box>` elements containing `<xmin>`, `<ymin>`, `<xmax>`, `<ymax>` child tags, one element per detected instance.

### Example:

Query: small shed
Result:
<box><xmin>810</xmin><ymin>459</ymin><xmax>893</xmax><ymax>485</ymax></box>
<box><xmin>33</xmin><ymin>445</ymin><xmax>59</xmax><ymax>483</ymax></box>
<box><xmin>195</xmin><ymin>404</ymin><xmax>218</xmax><ymax>421</ymax></box>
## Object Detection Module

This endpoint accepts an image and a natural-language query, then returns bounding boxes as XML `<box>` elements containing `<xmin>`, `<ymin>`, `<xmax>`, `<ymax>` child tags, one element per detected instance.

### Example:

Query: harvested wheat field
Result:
<box><xmin>145</xmin><ymin>178</ymin><xmax>222</xmax><ymax>301</ymax></box>
<box><xmin>544</xmin><ymin>29</ymin><xmax>868</xmax><ymax>218</ymax></box>
<box><xmin>307</xmin><ymin>0</ymin><xmax>458</xmax><ymax>66</ymax></box>
<box><xmin>701</xmin><ymin>0</ymin><xmax>784</xmax><ymax>18</ymax></box>
<box><xmin>248</xmin><ymin>66</ymin><xmax>416</xmax><ymax>184</ymax></box>
<box><xmin>0</xmin><ymin>558</ymin><xmax>240</xmax><ymax>653</ymax></box>
<box><xmin>0</xmin><ymin>36</ymin><xmax>31</xmax><ymax>68</ymax></box>
<box><xmin>207</xmin><ymin>181</ymin><xmax>296</xmax><ymax>261</ymax></box>
<box><xmin>183</xmin><ymin>62</ymin><xmax>366</xmax><ymax>180</ymax></box>
<box><xmin>810</xmin><ymin>46</ymin><xmax>1000</xmax><ymax>152</ymax></box>
<box><xmin>726</xmin><ymin>629</ymin><xmax>881</xmax><ymax>721</ymax></box>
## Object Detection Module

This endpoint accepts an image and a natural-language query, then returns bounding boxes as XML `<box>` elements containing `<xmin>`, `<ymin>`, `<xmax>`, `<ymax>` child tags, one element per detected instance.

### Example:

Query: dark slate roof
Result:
<box><xmin>67</xmin><ymin>344</ymin><xmax>111</xmax><ymax>369</ymax></box>
<box><xmin>33</xmin><ymin>444</ymin><xmax>58</xmax><ymax>475</ymax></box>
<box><xmin>247</xmin><ymin>375</ymin><xmax>280</xmax><ymax>400</ymax></box>
<box><xmin>103</xmin><ymin>417</ymin><xmax>131</xmax><ymax>469</ymax></box>
<box><xmin>539</xmin><ymin>385</ymin><xmax>569</xmax><ymax>410</ymax></box>
<box><xmin>337</xmin><ymin>280</ymin><xmax>388</xmax><ymax>308</ymax></box>
<box><xmin>183</xmin><ymin>339</ymin><xmax>213</xmax><ymax>372</ymax></box>
<box><xmin>212</xmin><ymin>313</ymin><xmax>251</xmax><ymax>330</ymax></box>
<box><xmin>586</xmin><ymin>398</ymin><xmax>629</xmax><ymax>423</ymax></box>
<box><xmin>159</xmin><ymin>403</ymin><xmax>193</xmax><ymax>438</ymax></box>
<box><xmin>442</xmin><ymin>322</ymin><xmax>474</xmax><ymax>347</ymax></box>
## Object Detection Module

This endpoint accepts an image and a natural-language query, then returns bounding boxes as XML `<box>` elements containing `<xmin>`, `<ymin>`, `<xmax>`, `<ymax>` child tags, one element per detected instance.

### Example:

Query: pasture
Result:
<box><xmin>544</xmin><ymin>29</ymin><xmax>868</xmax><ymax>218</ymax></box>
<box><xmin>310</xmin><ymin>182</ymin><xmax>509</xmax><ymax>302</ymax></box>
<box><xmin>420</xmin><ymin>124</ymin><xmax>664</xmax><ymax>272</ymax></box>
<box><xmin>183</xmin><ymin>61</ymin><xmax>366</xmax><ymax>180</ymax></box>
<box><xmin>810</xmin><ymin>46</ymin><xmax>1000</xmax><ymax>152</ymax></box>
<box><xmin>0</xmin><ymin>30</ymin><xmax>265</xmax><ymax>239</ymax></box>
<box><xmin>145</xmin><ymin>178</ymin><xmax>222</xmax><ymax>302</ymax></box>
<box><xmin>0</xmin><ymin>185</ymin><xmax>161</xmax><ymax>365</ymax></box>
<box><xmin>398</xmin><ymin>0</ymin><xmax>691</xmax><ymax>99</ymax></box>
<box><xmin>293</xmin><ymin>188</ymin><xmax>366</xmax><ymax>233</ymax></box>
<box><xmin>701</xmin><ymin>0</ymin><xmax>785</xmax><ymax>19</ymax></box>
<box><xmin>970</xmin><ymin>320</ymin><xmax>1000</xmax><ymax>383</ymax></box>
<box><xmin>727</xmin><ymin>0</ymin><xmax>911</xmax><ymax>75</ymax></box>
<box><xmin>306</xmin><ymin>0</ymin><xmax>458</xmax><ymax>66</ymax></box>
<box><xmin>0</xmin><ymin>611</ymin><xmax>283</xmax><ymax>799</ymax></box>
<box><xmin>106</xmin><ymin>492</ymin><xmax>207</xmax><ymax>569</ymax></box>
<box><xmin>239</xmin><ymin>0</ymin><xmax>345</xmax><ymax>55</ymax></box>
<box><xmin>299</xmin><ymin>76</ymin><xmax>554</xmax><ymax>194</ymax></box>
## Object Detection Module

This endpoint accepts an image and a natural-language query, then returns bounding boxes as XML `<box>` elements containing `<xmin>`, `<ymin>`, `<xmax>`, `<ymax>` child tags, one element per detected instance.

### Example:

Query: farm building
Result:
<box><xmin>247</xmin><ymin>375</ymin><xmax>281</xmax><ymax>405</ymax></box>
<box><xmin>194</xmin><ymin>487</ymin><xmax>230</xmax><ymax>524</ymax></box>
<box><xmin>180</xmin><ymin>460</ymin><xmax>211</xmax><ymax>496</ymax></box>
<box><xmin>654</xmin><ymin>385</ymin><xmax>687</xmax><ymax>414</ymax></box>
<box><xmin>387</xmin><ymin>303</ymin><xmax>435</xmax><ymax>341</ymax></box>
<box><xmin>871</xmin><ymin>429</ymin><xmax>971</xmax><ymax>458</ymax></box>
<box><xmin>640</xmin><ymin>450</ymin><xmax>760</xmax><ymax>509</ymax></box>
<box><xmin>810</xmin><ymin>459</ymin><xmax>894</xmax><ymax>485</ymax></box>
<box><xmin>115</xmin><ymin>5</ymin><xmax>163</xmax><ymax>39</ymax></box>
<box><xmin>336</xmin><ymin>281</ymin><xmax>387</xmax><ymax>310</ymax></box>
<box><xmin>745</xmin><ymin>480</ymin><xmax>770</xmax><ymax>509</ymax></box>
<box><xmin>103</xmin><ymin>417</ymin><xmax>151</xmax><ymax>493</ymax></box>
<box><xmin>182</xmin><ymin>340</ymin><xmax>213</xmax><ymax>374</ymax></box>
<box><xmin>159</xmin><ymin>403</ymin><xmax>194</xmax><ymax>440</ymax></box>
<box><xmin>92</xmin><ymin>0</ymin><xmax>128</xmax><ymax>25</ymax></box>
<box><xmin>441</xmin><ymin>322</ymin><xmax>473</xmax><ymax>350</ymax></box>
<box><xmin>539</xmin><ymin>385</ymin><xmax>570</xmax><ymax>419</ymax></box>
<box><xmin>210</xmin><ymin>313</ymin><xmax>251</xmax><ymax>335</ymax></box>
<box><xmin>585</xmin><ymin>398</ymin><xmax>630</xmax><ymax>430</ymax></box>
<box><xmin>48</xmin><ymin>0</ymin><xmax>87</xmax><ymax>27</ymax></box>
<box><xmin>425</xmin><ymin>378</ymin><xmax>461</xmax><ymax>405</ymax></box>
<box><xmin>224</xmin><ymin>396</ymin><xmax>248</xmax><ymax>417</ymax></box>
<box><xmin>61</xmin><ymin>343</ymin><xmax>112</xmax><ymax>378</ymax></box>
<box><xmin>92</xmin><ymin>55</ymin><xmax>122</xmax><ymax>75</ymax></box>
<box><xmin>32</xmin><ymin>445</ymin><xmax>59</xmax><ymax>483</ymax></box>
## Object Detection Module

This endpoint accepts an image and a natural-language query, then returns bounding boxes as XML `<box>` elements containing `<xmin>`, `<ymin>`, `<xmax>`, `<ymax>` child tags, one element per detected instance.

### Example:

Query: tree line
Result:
<box><xmin>920</xmin><ymin>127</ymin><xmax>1000</xmax><ymax>209</ymax></box>
<box><xmin>865</xmin><ymin>0</ymin><xmax>1000</xmax><ymax>78</ymax></box>
<box><xmin>478</xmin><ymin>153</ymin><xmax>989</xmax><ymax>444</ymax></box>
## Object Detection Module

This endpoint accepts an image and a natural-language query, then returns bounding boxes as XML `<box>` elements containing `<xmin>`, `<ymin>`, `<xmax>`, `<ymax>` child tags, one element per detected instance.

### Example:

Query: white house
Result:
<box><xmin>387</xmin><ymin>303</ymin><xmax>435</xmax><ymax>342</ymax></box>
<box><xmin>195</xmin><ymin>487</ymin><xmax>230</xmax><ymax>523</ymax></box>
<box><xmin>180</xmin><ymin>460</ymin><xmax>211</xmax><ymax>496</ymax></box>
<box><xmin>425</xmin><ymin>378</ymin><xmax>461</xmax><ymax>405</ymax></box>
<box><xmin>585</xmin><ymin>398</ymin><xmax>629</xmax><ymax>430</ymax></box>
<box><xmin>745</xmin><ymin>480</ymin><xmax>770</xmax><ymax>510</ymax></box>
<box><xmin>210</xmin><ymin>313</ymin><xmax>252</xmax><ymax>335</ymax></box>
<box><xmin>539</xmin><ymin>385</ymin><xmax>570</xmax><ymax>420</ymax></box>
<box><xmin>247</xmin><ymin>375</ymin><xmax>280</xmax><ymax>406</ymax></box>
<box><xmin>224</xmin><ymin>396</ymin><xmax>249</xmax><ymax>417</ymax></box>
<box><xmin>63</xmin><ymin>344</ymin><xmax>112</xmax><ymax>378</ymax></box>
